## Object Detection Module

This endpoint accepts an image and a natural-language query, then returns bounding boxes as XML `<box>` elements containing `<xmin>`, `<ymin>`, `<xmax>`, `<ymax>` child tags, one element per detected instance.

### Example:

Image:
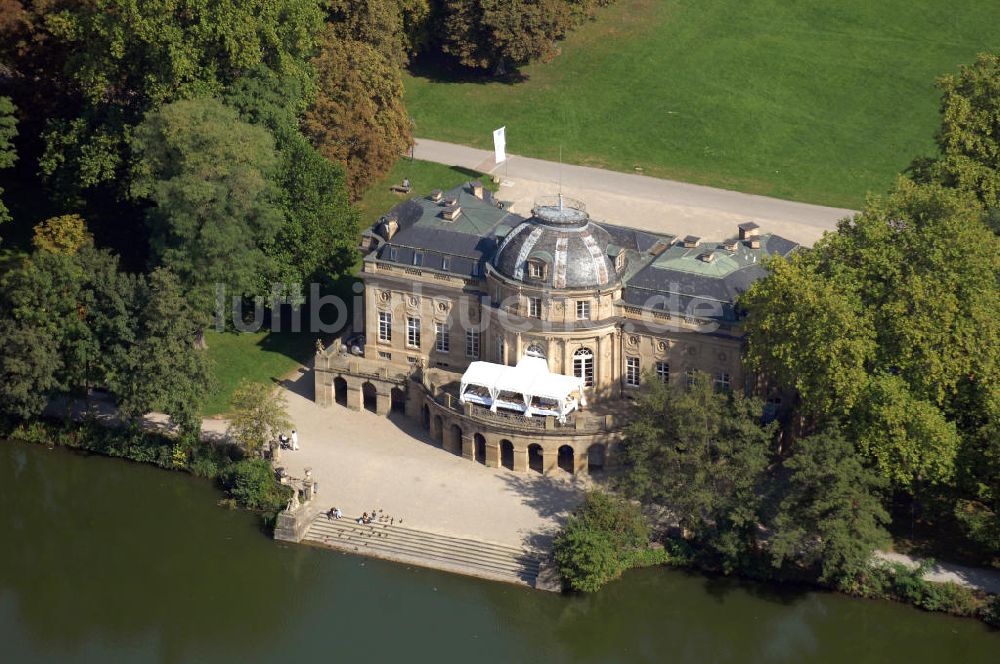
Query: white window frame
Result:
<box><xmin>576</xmin><ymin>300</ymin><xmax>591</xmax><ymax>320</ymax></box>
<box><xmin>441</xmin><ymin>256</ymin><xmax>450</xmax><ymax>271</ymax></box>
<box><xmin>655</xmin><ymin>361</ymin><xmax>669</xmax><ymax>383</ymax></box>
<box><xmin>413</xmin><ymin>251</ymin><xmax>423</xmax><ymax>267</ymax></box>
<box><xmin>378</xmin><ymin>311</ymin><xmax>392</xmax><ymax>343</ymax></box>
<box><xmin>466</xmin><ymin>328</ymin><xmax>480</xmax><ymax>358</ymax></box>
<box><xmin>528</xmin><ymin>297</ymin><xmax>541</xmax><ymax>319</ymax></box>
<box><xmin>406</xmin><ymin>316</ymin><xmax>421</xmax><ymax>348</ymax></box>
<box><xmin>573</xmin><ymin>348</ymin><xmax>594</xmax><ymax>387</ymax></box>
<box><xmin>626</xmin><ymin>357</ymin><xmax>640</xmax><ymax>387</ymax></box>
<box><xmin>435</xmin><ymin>322</ymin><xmax>449</xmax><ymax>352</ymax></box>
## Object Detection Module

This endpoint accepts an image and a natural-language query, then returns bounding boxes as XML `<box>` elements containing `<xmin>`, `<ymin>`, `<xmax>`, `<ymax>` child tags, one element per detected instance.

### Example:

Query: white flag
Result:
<box><xmin>493</xmin><ymin>126</ymin><xmax>506</xmax><ymax>164</ymax></box>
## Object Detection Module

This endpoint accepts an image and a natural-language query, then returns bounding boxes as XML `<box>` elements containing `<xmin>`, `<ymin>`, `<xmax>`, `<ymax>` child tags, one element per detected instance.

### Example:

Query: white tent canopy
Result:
<box><xmin>459</xmin><ymin>355</ymin><xmax>587</xmax><ymax>422</ymax></box>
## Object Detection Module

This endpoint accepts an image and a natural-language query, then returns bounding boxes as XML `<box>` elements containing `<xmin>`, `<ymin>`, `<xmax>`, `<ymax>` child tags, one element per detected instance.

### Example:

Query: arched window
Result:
<box><xmin>573</xmin><ymin>348</ymin><xmax>594</xmax><ymax>387</ymax></box>
<box><xmin>525</xmin><ymin>343</ymin><xmax>545</xmax><ymax>359</ymax></box>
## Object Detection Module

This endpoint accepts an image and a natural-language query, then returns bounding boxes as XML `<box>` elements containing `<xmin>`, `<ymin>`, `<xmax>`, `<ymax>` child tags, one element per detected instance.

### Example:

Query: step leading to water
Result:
<box><xmin>302</xmin><ymin>517</ymin><xmax>559</xmax><ymax>591</ymax></box>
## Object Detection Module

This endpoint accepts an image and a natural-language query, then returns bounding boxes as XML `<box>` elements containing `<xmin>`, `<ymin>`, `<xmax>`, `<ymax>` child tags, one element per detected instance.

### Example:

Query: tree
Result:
<box><xmin>222</xmin><ymin>67</ymin><xmax>360</xmax><ymax>285</ymax></box>
<box><xmin>0</xmin><ymin>245</ymin><xmax>136</xmax><ymax>417</ymax></box>
<box><xmin>131</xmin><ymin>97</ymin><xmax>284</xmax><ymax>316</ymax></box>
<box><xmin>620</xmin><ymin>373</ymin><xmax>775</xmax><ymax>572</ymax></box>
<box><xmin>0</xmin><ymin>96</ymin><xmax>16</xmax><ymax>225</ymax></box>
<box><xmin>109</xmin><ymin>268</ymin><xmax>213</xmax><ymax>439</ymax></box>
<box><xmin>304</xmin><ymin>30</ymin><xmax>413</xmax><ymax>197</ymax></box>
<box><xmin>31</xmin><ymin>214</ymin><xmax>93</xmax><ymax>254</ymax></box>
<box><xmin>436</xmin><ymin>0</ymin><xmax>572</xmax><ymax>73</ymax></box>
<box><xmin>226</xmin><ymin>380</ymin><xmax>291</xmax><ymax>456</ymax></box>
<box><xmin>741</xmin><ymin>254</ymin><xmax>876</xmax><ymax>423</ymax></box>
<box><xmin>769</xmin><ymin>428</ymin><xmax>890</xmax><ymax>587</ymax></box>
<box><xmin>1</xmin><ymin>0</ymin><xmax>323</xmax><ymax>197</ymax></box>
<box><xmin>912</xmin><ymin>53</ymin><xmax>1000</xmax><ymax>210</ymax></box>
<box><xmin>325</xmin><ymin>0</ymin><xmax>430</xmax><ymax>66</ymax></box>
<box><xmin>553</xmin><ymin>491</ymin><xmax>649</xmax><ymax>592</ymax></box>
<box><xmin>850</xmin><ymin>373</ymin><xmax>960</xmax><ymax>490</ymax></box>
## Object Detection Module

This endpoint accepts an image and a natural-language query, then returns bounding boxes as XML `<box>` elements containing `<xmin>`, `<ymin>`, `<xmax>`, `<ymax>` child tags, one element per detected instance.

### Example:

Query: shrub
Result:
<box><xmin>219</xmin><ymin>458</ymin><xmax>291</xmax><ymax>514</ymax></box>
<box><xmin>982</xmin><ymin>595</ymin><xmax>1000</xmax><ymax>627</ymax></box>
<box><xmin>554</xmin><ymin>491</ymin><xmax>654</xmax><ymax>592</ymax></box>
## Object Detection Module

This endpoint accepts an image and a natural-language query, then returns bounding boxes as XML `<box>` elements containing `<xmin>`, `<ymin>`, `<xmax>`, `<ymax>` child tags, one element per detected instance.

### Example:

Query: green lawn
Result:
<box><xmin>404</xmin><ymin>0</ymin><xmax>1000</xmax><ymax>208</ymax></box>
<box><xmin>202</xmin><ymin>329</ymin><xmax>316</xmax><ymax>417</ymax></box>
<box><xmin>354</xmin><ymin>157</ymin><xmax>495</xmax><ymax>228</ymax></box>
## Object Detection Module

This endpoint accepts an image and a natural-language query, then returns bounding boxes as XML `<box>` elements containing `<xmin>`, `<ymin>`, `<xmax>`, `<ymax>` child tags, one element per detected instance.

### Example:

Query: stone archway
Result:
<box><xmin>558</xmin><ymin>445</ymin><xmax>575</xmax><ymax>473</ymax></box>
<box><xmin>587</xmin><ymin>443</ymin><xmax>606</xmax><ymax>472</ymax></box>
<box><xmin>528</xmin><ymin>444</ymin><xmax>543</xmax><ymax>474</ymax></box>
<box><xmin>449</xmin><ymin>424</ymin><xmax>463</xmax><ymax>455</ymax></box>
<box><xmin>474</xmin><ymin>433</ymin><xmax>487</xmax><ymax>465</ymax></box>
<box><xmin>362</xmin><ymin>381</ymin><xmax>378</xmax><ymax>413</ymax></box>
<box><xmin>333</xmin><ymin>376</ymin><xmax>347</xmax><ymax>406</ymax></box>
<box><xmin>433</xmin><ymin>415</ymin><xmax>444</xmax><ymax>446</ymax></box>
<box><xmin>500</xmin><ymin>440</ymin><xmax>514</xmax><ymax>470</ymax></box>
<box><xmin>390</xmin><ymin>387</ymin><xmax>406</xmax><ymax>413</ymax></box>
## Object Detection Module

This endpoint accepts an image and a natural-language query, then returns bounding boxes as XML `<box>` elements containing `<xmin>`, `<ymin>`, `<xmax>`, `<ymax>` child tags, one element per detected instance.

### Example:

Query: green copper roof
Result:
<box><xmin>650</xmin><ymin>235</ymin><xmax>781</xmax><ymax>277</ymax></box>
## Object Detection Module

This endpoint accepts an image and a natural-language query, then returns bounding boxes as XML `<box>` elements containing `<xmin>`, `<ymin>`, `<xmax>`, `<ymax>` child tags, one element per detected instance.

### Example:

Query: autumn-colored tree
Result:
<box><xmin>31</xmin><ymin>214</ymin><xmax>93</xmax><ymax>254</ymax></box>
<box><xmin>304</xmin><ymin>28</ymin><xmax>412</xmax><ymax>197</ymax></box>
<box><xmin>227</xmin><ymin>380</ymin><xmax>292</xmax><ymax>456</ymax></box>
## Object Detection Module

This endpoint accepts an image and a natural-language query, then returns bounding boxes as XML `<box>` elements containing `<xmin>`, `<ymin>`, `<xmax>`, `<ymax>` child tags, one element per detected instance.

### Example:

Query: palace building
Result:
<box><xmin>315</xmin><ymin>181</ymin><xmax>797</xmax><ymax>474</ymax></box>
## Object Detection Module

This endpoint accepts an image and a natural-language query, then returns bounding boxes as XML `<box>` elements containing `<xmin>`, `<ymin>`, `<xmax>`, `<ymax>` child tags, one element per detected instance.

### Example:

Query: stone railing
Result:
<box><xmin>431</xmin><ymin>389</ymin><xmax>615</xmax><ymax>433</ymax></box>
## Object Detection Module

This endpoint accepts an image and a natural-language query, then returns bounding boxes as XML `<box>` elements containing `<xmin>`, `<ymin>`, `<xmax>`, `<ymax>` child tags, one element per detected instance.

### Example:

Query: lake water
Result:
<box><xmin>1</xmin><ymin>440</ymin><xmax>997</xmax><ymax>663</ymax></box>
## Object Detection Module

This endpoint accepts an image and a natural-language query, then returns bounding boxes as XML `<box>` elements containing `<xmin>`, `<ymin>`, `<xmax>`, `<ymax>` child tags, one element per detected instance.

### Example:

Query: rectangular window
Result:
<box><xmin>441</xmin><ymin>256</ymin><xmax>450</xmax><ymax>271</ymax></box>
<box><xmin>378</xmin><ymin>312</ymin><xmax>392</xmax><ymax>343</ymax></box>
<box><xmin>406</xmin><ymin>317</ymin><xmax>420</xmax><ymax>348</ymax></box>
<box><xmin>626</xmin><ymin>357</ymin><xmax>640</xmax><ymax>387</ymax></box>
<box><xmin>413</xmin><ymin>252</ymin><xmax>423</xmax><ymax>267</ymax></box>
<box><xmin>466</xmin><ymin>329</ymin><xmax>480</xmax><ymax>358</ymax></box>
<box><xmin>378</xmin><ymin>351</ymin><xmax>391</xmax><ymax>360</ymax></box>
<box><xmin>655</xmin><ymin>361</ymin><xmax>669</xmax><ymax>383</ymax></box>
<box><xmin>715</xmin><ymin>371</ymin><xmax>731</xmax><ymax>391</ymax></box>
<box><xmin>576</xmin><ymin>300</ymin><xmax>591</xmax><ymax>320</ymax></box>
<box><xmin>435</xmin><ymin>322</ymin><xmax>449</xmax><ymax>352</ymax></box>
<box><xmin>528</xmin><ymin>297</ymin><xmax>541</xmax><ymax>319</ymax></box>
<box><xmin>495</xmin><ymin>336</ymin><xmax>505</xmax><ymax>364</ymax></box>
<box><xmin>686</xmin><ymin>370</ymin><xmax>696</xmax><ymax>387</ymax></box>
<box><xmin>528</xmin><ymin>261</ymin><xmax>543</xmax><ymax>278</ymax></box>
<box><xmin>389</xmin><ymin>247</ymin><xmax>398</xmax><ymax>261</ymax></box>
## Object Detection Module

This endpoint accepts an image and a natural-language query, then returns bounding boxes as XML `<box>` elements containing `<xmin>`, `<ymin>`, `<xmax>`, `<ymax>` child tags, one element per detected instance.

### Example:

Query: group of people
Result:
<box><xmin>326</xmin><ymin>507</ymin><xmax>343</xmax><ymax>520</ymax></box>
<box><xmin>277</xmin><ymin>429</ymin><xmax>299</xmax><ymax>451</ymax></box>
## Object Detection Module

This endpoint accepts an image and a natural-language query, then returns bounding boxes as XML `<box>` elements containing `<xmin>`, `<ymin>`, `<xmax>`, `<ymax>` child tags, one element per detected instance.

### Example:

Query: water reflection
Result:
<box><xmin>0</xmin><ymin>441</ymin><xmax>997</xmax><ymax>663</ymax></box>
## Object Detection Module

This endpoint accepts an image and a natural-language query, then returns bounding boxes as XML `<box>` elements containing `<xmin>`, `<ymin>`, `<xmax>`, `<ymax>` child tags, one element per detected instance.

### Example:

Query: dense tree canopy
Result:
<box><xmin>304</xmin><ymin>28</ymin><xmax>412</xmax><ymax>197</ymax></box>
<box><xmin>0</xmin><ymin>96</ymin><xmax>16</xmax><ymax>226</ymax></box>
<box><xmin>621</xmin><ymin>372</ymin><xmax>775</xmax><ymax>572</ymax></box>
<box><xmin>131</xmin><ymin>97</ymin><xmax>284</xmax><ymax>313</ymax></box>
<box><xmin>1</xmin><ymin>0</ymin><xmax>323</xmax><ymax>197</ymax></box>
<box><xmin>913</xmin><ymin>53</ymin><xmax>1000</xmax><ymax>211</ymax></box>
<box><xmin>770</xmin><ymin>428</ymin><xmax>890</xmax><ymax>586</ymax></box>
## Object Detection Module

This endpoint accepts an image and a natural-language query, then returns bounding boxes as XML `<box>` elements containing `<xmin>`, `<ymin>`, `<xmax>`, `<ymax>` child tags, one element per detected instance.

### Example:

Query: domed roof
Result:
<box><xmin>493</xmin><ymin>197</ymin><xmax>619</xmax><ymax>290</ymax></box>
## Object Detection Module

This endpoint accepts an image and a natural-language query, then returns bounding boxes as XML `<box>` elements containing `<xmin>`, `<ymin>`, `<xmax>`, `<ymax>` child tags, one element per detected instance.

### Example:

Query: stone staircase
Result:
<box><xmin>304</xmin><ymin>516</ymin><xmax>555</xmax><ymax>590</ymax></box>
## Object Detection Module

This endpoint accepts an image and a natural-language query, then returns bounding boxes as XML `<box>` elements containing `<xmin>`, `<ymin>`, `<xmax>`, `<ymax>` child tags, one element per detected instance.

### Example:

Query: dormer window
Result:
<box><xmin>527</xmin><ymin>260</ymin><xmax>546</xmax><ymax>279</ymax></box>
<box><xmin>389</xmin><ymin>246</ymin><xmax>398</xmax><ymax>261</ymax></box>
<box><xmin>413</xmin><ymin>252</ymin><xmax>423</xmax><ymax>267</ymax></box>
<box><xmin>615</xmin><ymin>252</ymin><xmax>625</xmax><ymax>271</ymax></box>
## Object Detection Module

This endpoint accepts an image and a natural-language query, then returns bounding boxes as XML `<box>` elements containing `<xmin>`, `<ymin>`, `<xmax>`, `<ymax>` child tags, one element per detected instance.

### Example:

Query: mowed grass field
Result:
<box><xmin>404</xmin><ymin>0</ymin><xmax>1000</xmax><ymax>207</ymax></box>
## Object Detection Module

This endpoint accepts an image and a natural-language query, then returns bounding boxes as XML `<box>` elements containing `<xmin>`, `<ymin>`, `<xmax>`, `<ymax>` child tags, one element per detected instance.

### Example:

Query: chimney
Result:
<box><xmin>749</xmin><ymin>236</ymin><xmax>761</xmax><ymax>249</ymax></box>
<box><xmin>698</xmin><ymin>250</ymin><xmax>715</xmax><ymax>263</ymax></box>
<box><xmin>722</xmin><ymin>239</ymin><xmax>738</xmax><ymax>251</ymax></box>
<box><xmin>738</xmin><ymin>221</ymin><xmax>760</xmax><ymax>240</ymax></box>
<box><xmin>441</xmin><ymin>205</ymin><xmax>462</xmax><ymax>221</ymax></box>
<box><xmin>429</xmin><ymin>189</ymin><xmax>443</xmax><ymax>202</ymax></box>
<box><xmin>681</xmin><ymin>235</ymin><xmax>701</xmax><ymax>248</ymax></box>
<box><xmin>470</xmin><ymin>181</ymin><xmax>484</xmax><ymax>199</ymax></box>
<box><xmin>377</xmin><ymin>215</ymin><xmax>399</xmax><ymax>240</ymax></box>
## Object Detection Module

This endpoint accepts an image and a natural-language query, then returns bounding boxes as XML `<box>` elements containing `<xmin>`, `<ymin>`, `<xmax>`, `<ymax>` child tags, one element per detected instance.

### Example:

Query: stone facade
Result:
<box><xmin>314</xmin><ymin>184</ymin><xmax>797</xmax><ymax>474</ymax></box>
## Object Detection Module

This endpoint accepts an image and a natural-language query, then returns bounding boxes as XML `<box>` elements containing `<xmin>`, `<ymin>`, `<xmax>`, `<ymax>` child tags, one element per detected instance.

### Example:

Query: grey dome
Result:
<box><xmin>493</xmin><ymin>197</ymin><xmax>619</xmax><ymax>290</ymax></box>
